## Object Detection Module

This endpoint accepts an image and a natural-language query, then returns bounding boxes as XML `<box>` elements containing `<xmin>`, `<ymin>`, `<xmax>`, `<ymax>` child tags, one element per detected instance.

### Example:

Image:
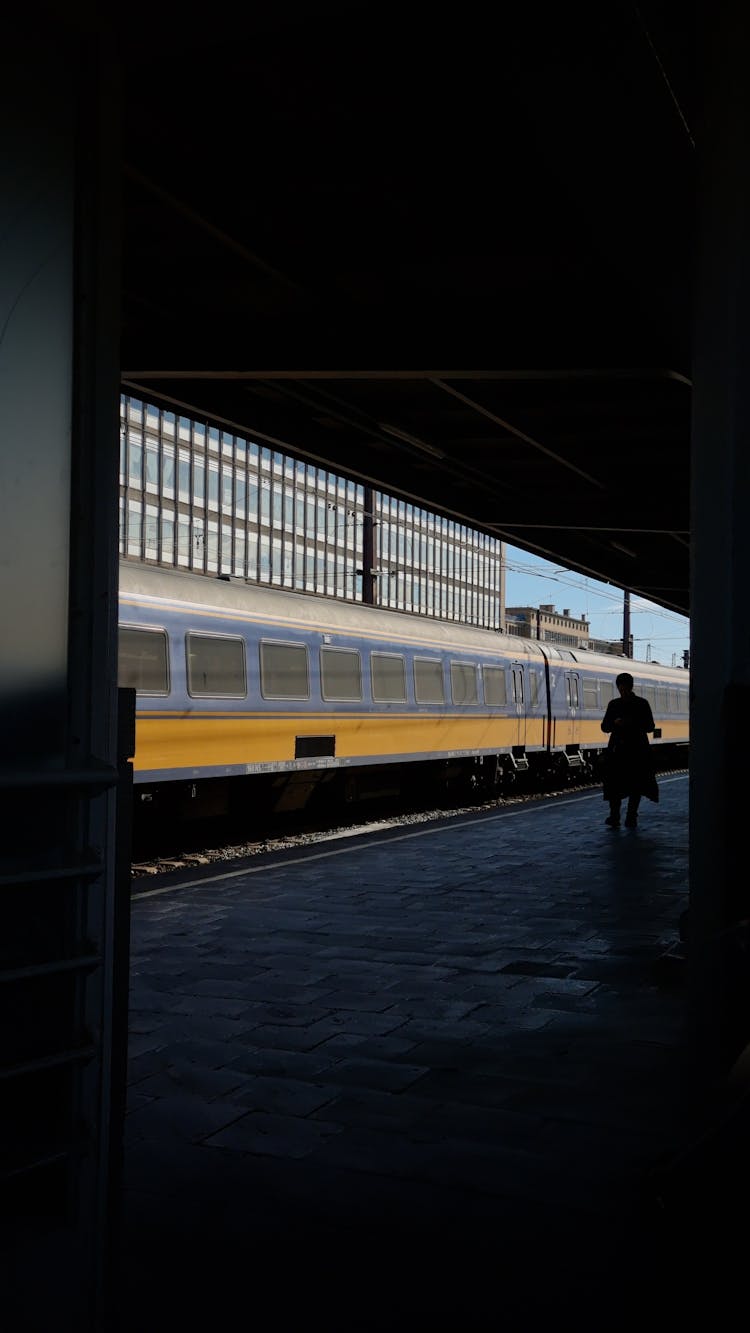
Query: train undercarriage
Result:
<box><xmin>131</xmin><ymin>741</ymin><xmax>689</xmax><ymax>859</ymax></box>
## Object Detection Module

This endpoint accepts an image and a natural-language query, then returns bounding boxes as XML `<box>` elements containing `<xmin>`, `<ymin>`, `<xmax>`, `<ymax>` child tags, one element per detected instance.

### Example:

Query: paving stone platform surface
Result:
<box><xmin>119</xmin><ymin>777</ymin><xmax>695</xmax><ymax>1328</ymax></box>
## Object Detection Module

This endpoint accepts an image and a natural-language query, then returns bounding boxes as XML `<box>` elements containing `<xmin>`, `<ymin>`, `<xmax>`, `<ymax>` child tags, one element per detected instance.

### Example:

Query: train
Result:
<box><xmin>118</xmin><ymin>559</ymin><xmax>690</xmax><ymax>830</ymax></box>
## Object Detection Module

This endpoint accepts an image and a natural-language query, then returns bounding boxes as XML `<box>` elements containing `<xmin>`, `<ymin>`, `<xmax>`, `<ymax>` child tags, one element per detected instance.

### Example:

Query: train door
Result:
<box><xmin>511</xmin><ymin>662</ymin><xmax>526</xmax><ymax>749</ymax></box>
<box><xmin>565</xmin><ymin>670</ymin><xmax>581</xmax><ymax>746</ymax></box>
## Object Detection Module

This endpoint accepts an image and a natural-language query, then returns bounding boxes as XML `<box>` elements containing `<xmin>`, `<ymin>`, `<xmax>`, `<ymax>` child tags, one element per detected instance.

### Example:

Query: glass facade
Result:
<box><xmin>119</xmin><ymin>395</ymin><xmax>505</xmax><ymax>628</ymax></box>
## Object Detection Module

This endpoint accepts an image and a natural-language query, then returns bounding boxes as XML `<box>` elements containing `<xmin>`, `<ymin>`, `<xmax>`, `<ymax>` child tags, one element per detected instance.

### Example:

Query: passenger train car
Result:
<box><xmin>118</xmin><ymin>560</ymin><xmax>690</xmax><ymax>825</ymax></box>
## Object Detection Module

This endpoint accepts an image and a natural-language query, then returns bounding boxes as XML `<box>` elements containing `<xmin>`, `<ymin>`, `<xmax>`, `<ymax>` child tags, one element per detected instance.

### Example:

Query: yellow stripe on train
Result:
<box><xmin>132</xmin><ymin>713</ymin><xmax>688</xmax><ymax>773</ymax></box>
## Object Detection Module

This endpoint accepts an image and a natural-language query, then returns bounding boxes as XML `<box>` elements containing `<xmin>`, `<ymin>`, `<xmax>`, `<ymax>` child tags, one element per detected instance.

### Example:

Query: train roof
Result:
<box><xmin>119</xmin><ymin>560</ymin><xmax>689</xmax><ymax>682</ymax></box>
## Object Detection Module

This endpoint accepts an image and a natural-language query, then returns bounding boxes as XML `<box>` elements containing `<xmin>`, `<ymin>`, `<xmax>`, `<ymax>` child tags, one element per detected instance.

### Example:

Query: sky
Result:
<box><xmin>504</xmin><ymin>545</ymin><xmax>690</xmax><ymax>666</ymax></box>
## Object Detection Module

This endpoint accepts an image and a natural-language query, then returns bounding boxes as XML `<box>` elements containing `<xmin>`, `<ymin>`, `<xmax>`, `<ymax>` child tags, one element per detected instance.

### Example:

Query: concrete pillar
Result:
<box><xmin>0</xmin><ymin>15</ymin><xmax>124</xmax><ymax>1329</ymax></box>
<box><xmin>690</xmin><ymin>5</ymin><xmax>750</xmax><ymax>1083</ymax></box>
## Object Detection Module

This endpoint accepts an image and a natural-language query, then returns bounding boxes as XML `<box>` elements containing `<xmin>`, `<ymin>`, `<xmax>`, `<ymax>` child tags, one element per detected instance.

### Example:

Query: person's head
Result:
<box><xmin>616</xmin><ymin>672</ymin><xmax>634</xmax><ymax>696</ymax></box>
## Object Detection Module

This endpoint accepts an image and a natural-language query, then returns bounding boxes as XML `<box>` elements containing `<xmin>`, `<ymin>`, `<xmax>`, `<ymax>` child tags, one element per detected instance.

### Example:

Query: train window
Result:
<box><xmin>565</xmin><ymin>675</ymin><xmax>579</xmax><ymax>708</ymax></box>
<box><xmin>528</xmin><ymin>670</ymin><xmax>539</xmax><ymax>706</ymax></box>
<box><xmin>583</xmin><ymin>680</ymin><xmax>599</xmax><ymax>709</ymax></box>
<box><xmin>260</xmin><ymin>640</ymin><xmax>309</xmax><ymax>699</ymax></box>
<box><xmin>320</xmin><ymin>647</ymin><xmax>362</xmax><ymax>701</ymax></box>
<box><xmin>414</xmin><ymin>657</ymin><xmax>445</xmax><ymax>704</ymax></box>
<box><xmin>450</xmin><ymin>662</ymin><xmax>478</xmax><ymax>705</ymax></box>
<box><xmin>483</xmin><ymin>666</ymin><xmax>507</xmax><ymax>706</ymax></box>
<box><xmin>371</xmin><ymin>653</ymin><xmax>406</xmax><ymax>702</ymax></box>
<box><xmin>187</xmin><ymin>633</ymin><xmax>247</xmax><ymax>697</ymax></box>
<box><xmin>669</xmin><ymin>689</ymin><xmax>679</xmax><ymax>712</ymax></box>
<box><xmin>119</xmin><ymin>626</ymin><xmax>169</xmax><ymax>694</ymax></box>
<box><xmin>599</xmin><ymin>678</ymin><xmax>616</xmax><ymax>702</ymax></box>
<box><xmin>512</xmin><ymin>669</ymin><xmax>524</xmax><ymax>704</ymax></box>
<box><xmin>657</xmin><ymin>687</ymin><xmax>668</xmax><ymax>712</ymax></box>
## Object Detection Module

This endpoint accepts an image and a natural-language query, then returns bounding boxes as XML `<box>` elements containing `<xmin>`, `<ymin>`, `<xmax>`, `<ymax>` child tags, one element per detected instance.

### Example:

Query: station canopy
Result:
<box><xmin>119</xmin><ymin>1</ymin><xmax>694</xmax><ymax>615</ymax></box>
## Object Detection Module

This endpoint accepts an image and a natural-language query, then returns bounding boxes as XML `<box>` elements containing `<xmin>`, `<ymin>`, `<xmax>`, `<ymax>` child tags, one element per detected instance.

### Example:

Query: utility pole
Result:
<box><xmin>535</xmin><ymin>608</ymin><xmax>541</xmax><ymax>640</ymax></box>
<box><xmin>623</xmin><ymin>589</ymin><xmax>631</xmax><ymax>656</ymax></box>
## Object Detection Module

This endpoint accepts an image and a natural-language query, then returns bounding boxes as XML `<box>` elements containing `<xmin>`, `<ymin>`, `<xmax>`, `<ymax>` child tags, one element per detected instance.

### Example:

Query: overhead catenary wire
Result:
<box><xmin>503</xmin><ymin>550</ymin><xmax>690</xmax><ymax>657</ymax></box>
<box><xmin>503</xmin><ymin>553</ymin><xmax>689</xmax><ymax>629</ymax></box>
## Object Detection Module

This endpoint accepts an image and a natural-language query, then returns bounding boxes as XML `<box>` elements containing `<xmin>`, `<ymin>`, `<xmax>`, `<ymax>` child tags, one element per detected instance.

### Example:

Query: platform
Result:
<box><xmin>118</xmin><ymin>777</ymin><xmax>695</xmax><ymax>1327</ymax></box>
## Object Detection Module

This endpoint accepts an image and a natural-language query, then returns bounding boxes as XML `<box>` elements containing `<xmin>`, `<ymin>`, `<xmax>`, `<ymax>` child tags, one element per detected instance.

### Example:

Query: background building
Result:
<box><xmin>505</xmin><ymin>603</ymin><xmax>590</xmax><ymax>648</ymax></box>
<box><xmin>119</xmin><ymin>395</ymin><xmax>506</xmax><ymax>628</ymax></box>
<box><xmin>505</xmin><ymin>603</ymin><xmax>629</xmax><ymax>656</ymax></box>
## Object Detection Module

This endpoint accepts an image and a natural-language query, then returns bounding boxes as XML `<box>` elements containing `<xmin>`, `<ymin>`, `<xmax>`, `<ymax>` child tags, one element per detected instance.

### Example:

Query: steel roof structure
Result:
<box><xmin>118</xmin><ymin>1</ymin><xmax>694</xmax><ymax>615</ymax></box>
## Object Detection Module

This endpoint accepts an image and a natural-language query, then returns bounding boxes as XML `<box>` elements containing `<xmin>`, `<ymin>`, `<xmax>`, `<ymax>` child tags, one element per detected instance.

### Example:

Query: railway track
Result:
<box><xmin>131</xmin><ymin>764</ymin><xmax>689</xmax><ymax>880</ymax></box>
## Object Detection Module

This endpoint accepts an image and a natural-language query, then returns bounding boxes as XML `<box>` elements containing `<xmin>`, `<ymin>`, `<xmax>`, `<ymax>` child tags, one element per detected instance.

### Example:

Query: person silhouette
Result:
<box><xmin>600</xmin><ymin>671</ymin><xmax>659</xmax><ymax>828</ymax></box>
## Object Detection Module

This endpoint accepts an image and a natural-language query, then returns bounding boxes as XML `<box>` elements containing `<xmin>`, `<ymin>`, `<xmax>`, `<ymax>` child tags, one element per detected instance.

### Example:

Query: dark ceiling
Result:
<box><xmin>117</xmin><ymin>1</ymin><xmax>695</xmax><ymax>614</ymax></box>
